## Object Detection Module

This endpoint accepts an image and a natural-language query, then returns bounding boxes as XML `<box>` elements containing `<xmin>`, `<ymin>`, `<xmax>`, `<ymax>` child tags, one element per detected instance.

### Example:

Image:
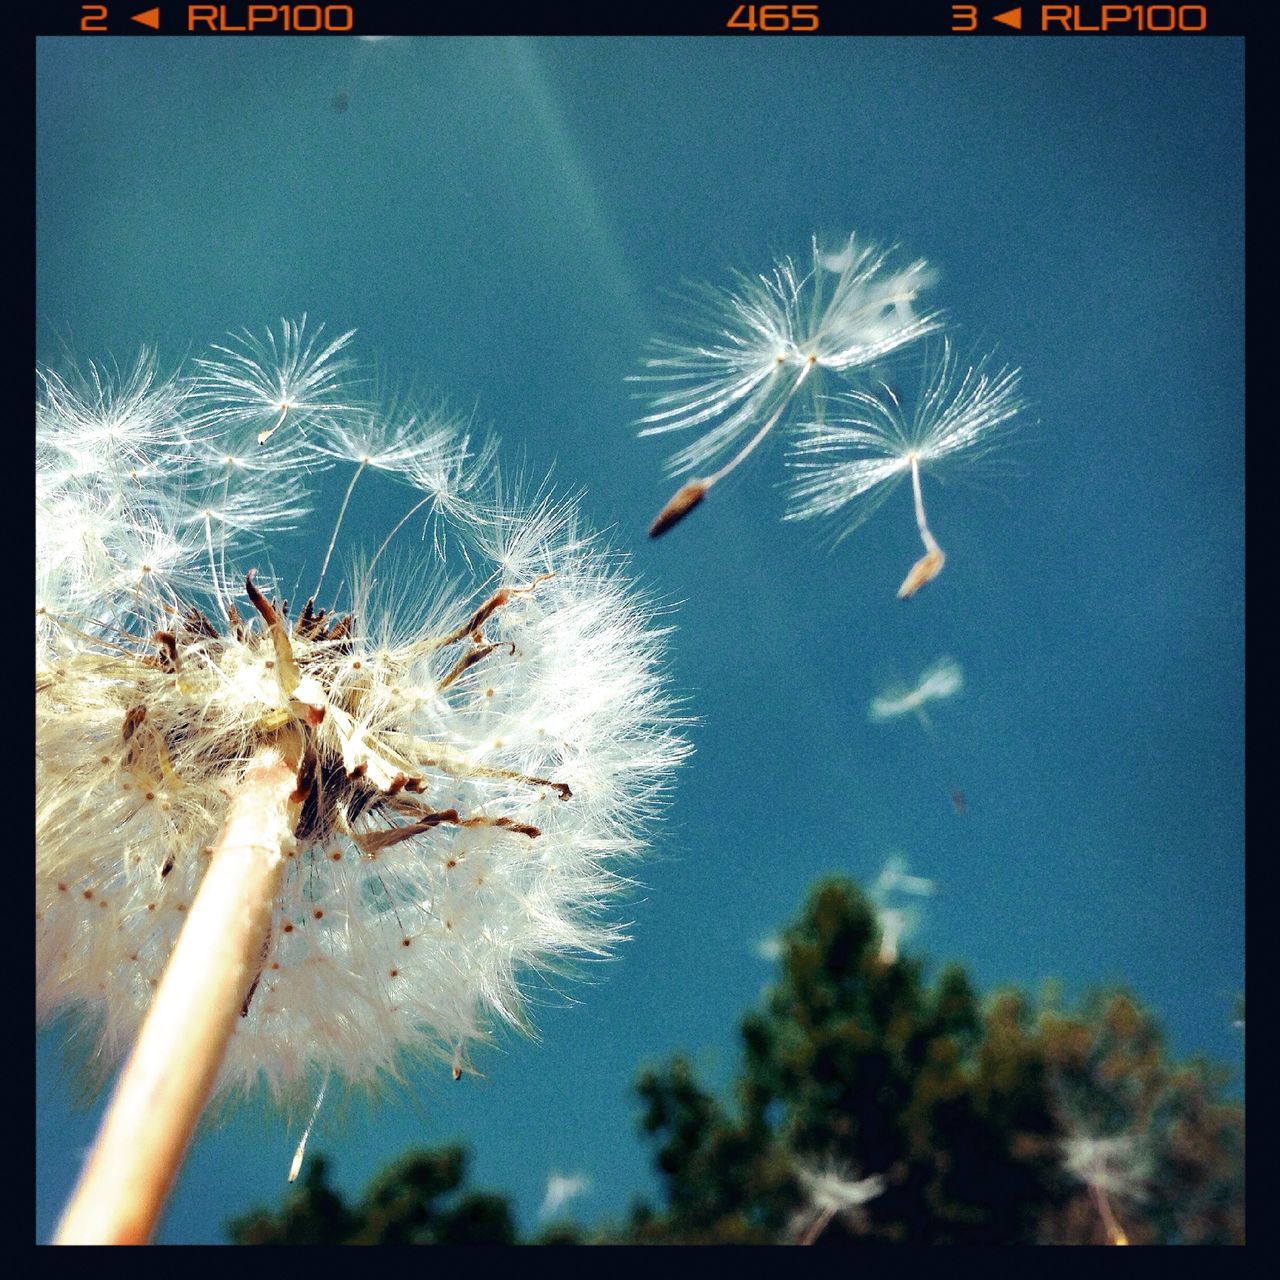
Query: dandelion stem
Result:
<box><xmin>705</xmin><ymin>359</ymin><xmax>815</xmax><ymax>488</ymax></box>
<box><xmin>288</xmin><ymin>1071</ymin><xmax>330</xmax><ymax>1184</ymax></box>
<box><xmin>259</xmin><ymin>402</ymin><xmax>289</xmax><ymax>446</ymax></box>
<box><xmin>1090</xmin><ymin>1183</ymin><xmax>1129</xmax><ymax>1246</ymax></box>
<box><xmin>651</xmin><ymin>361</ymin><xmax>816</xmax><ymax>539</ymax></box>
<box><xmin>218</xmin><ymin>470</ymin><xmax>232</xmax><ymax>600</ymax></box>
<box><xmin>798</xmin><ymin>1205</ymin><xmax>836</xmax><ymax>1246</ymax></box>
<box><xmin>368</xmin><ymin>492</ymin><xmax>433</xmax><ymax>581</ymax></box>
<box><xmin>53</xmin><ymin>749</ymin><xmax>300</xmax><ymax>1245</ymax></box>
<box><xmin>908</xmin><ymin>453</ymin><xmax>938</xmax><ymax>555</ymax></box>
<box><xmin>314</xmin><ymin>459</ymin><xmax>367</xmax><ymax>600</ymax></box>
<box><xmin>897</xmin><ymin>454</ymin><xmax>945</xmax><ymax>598</ymax></box>
<box><xmin>203</xmin><ymin>514</ymin><xmax>229</xmax><ymax>621</ymax></box>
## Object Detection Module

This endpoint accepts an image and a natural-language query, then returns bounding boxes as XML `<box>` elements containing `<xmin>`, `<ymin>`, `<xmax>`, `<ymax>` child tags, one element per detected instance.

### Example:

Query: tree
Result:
<box><xmin>624</xmin><ymin>878</ymin><xmax>1244</xmax><ymax>1244</ymax></box>
<box><xmin>228</xmin><ymin>1147</ymin><xmax>519</xmax><ymax>1245</ymax></box>
<box><xmin>226</xmin><ymin>878</ymin><xmax>1243</xmax><ymax>1245</ymax></box>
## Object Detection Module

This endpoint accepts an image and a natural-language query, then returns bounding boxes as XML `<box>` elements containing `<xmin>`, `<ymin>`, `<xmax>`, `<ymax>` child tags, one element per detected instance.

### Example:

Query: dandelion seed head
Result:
<box><xmin>37</xmin><ymin>323</ymin><xmax>688</xmax><ymax>1101</ymax></box>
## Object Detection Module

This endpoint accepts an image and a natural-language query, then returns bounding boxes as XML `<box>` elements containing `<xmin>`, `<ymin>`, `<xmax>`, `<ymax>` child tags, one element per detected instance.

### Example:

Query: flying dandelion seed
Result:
<box><xmin>633</xmin><ymin>232</ymin><xmax>939</xmax><ymax>538</ymax></box>
<box><xmin>37</xmin><ymin>321</ymin><xmax>687</xmax><ymax>1242</ymax></box>
<box><xmin>190</xmin><ymin>315</ymin><xmax>357</xmax><ymax>444</ymax></box>
<box><xmin>1061</xmin><ymin>1132</ymin><xmax>1152</xmax><ymax>1246</ymax></box>
<box><xmin>788</xmin><ymin>338</ymin><xmax>1025</xmax><ymax>595</ymax></box>
<box><xmin>868</xmin><ymin>657</ymin><xmax>964</xmax><ymax>725</ymax></box>
<box><xmin>754</xmin><ymin>934</ymin><xmax>783</xmax><ymax>962</ymax></box>
<box><xmin>868</xmin><ymin>854</ymin><xmax>934</xmax><ymax>964</ymax></box>
<box><xmin>870</xmin><ymin>853</ymin><xmax>937</xmax><ymax>901</ymax></box>
<box><xmin>790</xmin><ymin>1157</ymin><xmax>885</xmax><ymax>1245</ymax></box>
<box><xmin>1050</xmin><ymin>1048</ymin><xmax>1156</xmax><ymax>1248</ymax></box>
<box><xmin>868</xmin><ymin>660</ymin><xmax>969</xmax><ymax>811</ymax></box>
<box><xmin>538</xmin><ymin>1171</ymin><xmax>590</xmax><ymax>1221</ymax></box>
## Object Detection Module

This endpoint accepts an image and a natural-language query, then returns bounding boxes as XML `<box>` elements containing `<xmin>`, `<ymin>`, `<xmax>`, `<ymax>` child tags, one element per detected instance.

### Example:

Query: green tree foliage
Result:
<box><xmin>624</xmin><ymin>878</ymin><xmax>1244</xmax><ymax>1244</ymax></box>
<box><xmin>228</xmin><ymin>1147</ymin><xmax>519</xmax><ymax>1245</ymax></box>
<box><xmin>225</xmin><ymin>878</ymin><xmax>1243</xmax><ymax>1245</ymax></box>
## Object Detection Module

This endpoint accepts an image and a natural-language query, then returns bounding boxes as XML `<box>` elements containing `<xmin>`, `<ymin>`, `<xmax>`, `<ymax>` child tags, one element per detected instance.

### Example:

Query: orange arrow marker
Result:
<box><xmin>132</xmin><ymin>7</ymin><xmax>161</xmax><ymax>28</ymax></box>
<box><xmin>993</xmin><ymin>6</ymin><xmax>1022</xmax><ymax>27</ymax></box>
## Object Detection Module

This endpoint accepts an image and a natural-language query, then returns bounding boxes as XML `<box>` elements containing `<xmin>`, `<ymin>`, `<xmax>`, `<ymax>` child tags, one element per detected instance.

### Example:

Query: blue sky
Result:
<box><xmin>36</xmin><ymin>35</ymin><xmax>1243</xmax><ymax>1242</ymax></box>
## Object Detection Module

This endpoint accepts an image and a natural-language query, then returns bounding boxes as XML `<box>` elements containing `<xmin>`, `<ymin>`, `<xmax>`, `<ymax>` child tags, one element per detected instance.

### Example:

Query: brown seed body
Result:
<box><xmin>649</xmin><ymin>480</ymin><xmax>708</xmax><ymax>538</ymax></box>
